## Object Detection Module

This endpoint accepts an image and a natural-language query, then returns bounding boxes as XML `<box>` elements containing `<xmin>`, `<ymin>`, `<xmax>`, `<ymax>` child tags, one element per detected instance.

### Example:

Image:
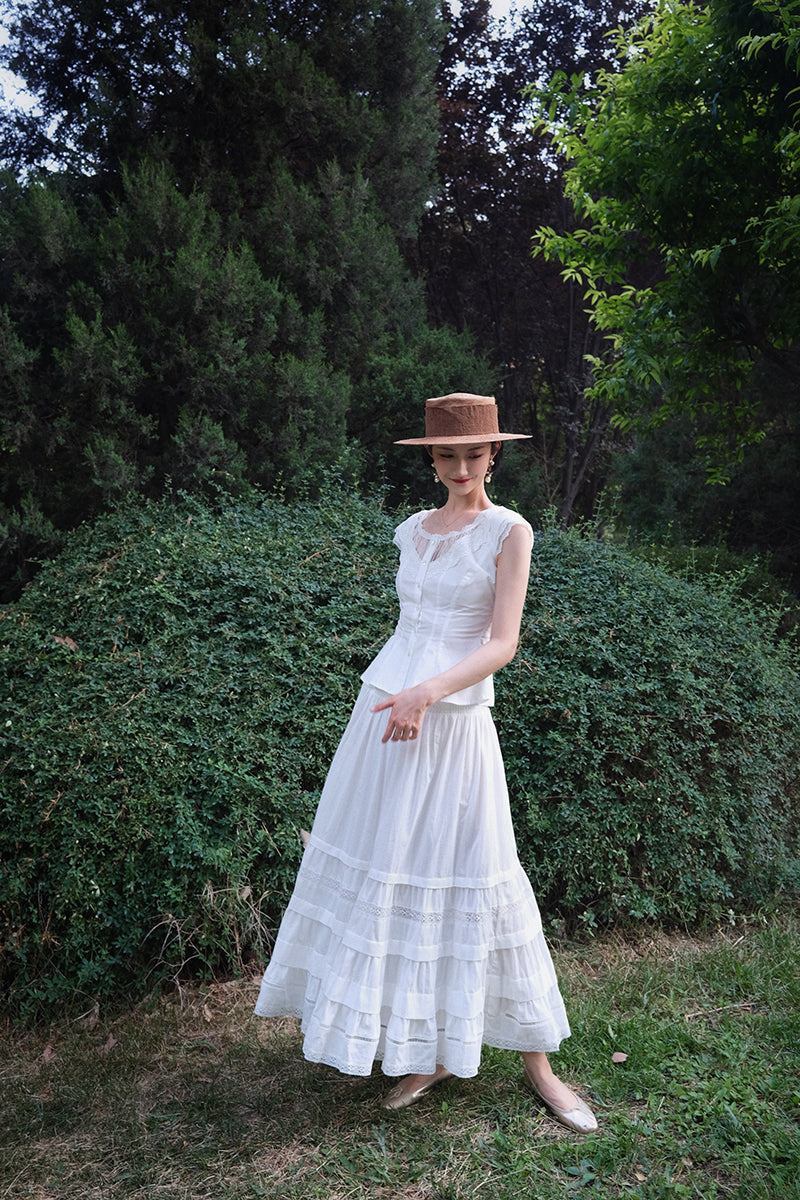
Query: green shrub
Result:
<box><xmin>1</xmin><ymin>492</ymin><xmax>798</xmax><ymax>1016</ymax></box>
<box><xmin>500</xmin><ymin>527</ymin><xmax>800</xmax><ymax>928</ymax></box>
<box><xmin>0</xmin><ymin>488</ymin><xmax>398</xmax><ymax>1016</ymax></box>
<box><xmin>623</xmin><ymin>539</ymin><xmax>799</xmax><ymax>641</ymax></box>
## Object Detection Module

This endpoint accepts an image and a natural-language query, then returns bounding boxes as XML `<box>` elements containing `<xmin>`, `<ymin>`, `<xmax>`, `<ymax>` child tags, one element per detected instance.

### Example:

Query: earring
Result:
<box><xmin>432</xmin><ymin>466</ymin><xmax>441</xmax><ymax>483</ymax></box>
<box><xmin>485</xmin><ymin>460</ymin><xmax>495</xmax><ymax>484</ymax></box>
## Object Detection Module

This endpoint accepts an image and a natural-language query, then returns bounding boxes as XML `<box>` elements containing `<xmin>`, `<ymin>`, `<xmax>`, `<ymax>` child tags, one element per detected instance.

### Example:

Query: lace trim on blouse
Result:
<box><xmin>407</xmin><ymin>508</ymin><xmax>522</xmax><ymax>564</ymax></box>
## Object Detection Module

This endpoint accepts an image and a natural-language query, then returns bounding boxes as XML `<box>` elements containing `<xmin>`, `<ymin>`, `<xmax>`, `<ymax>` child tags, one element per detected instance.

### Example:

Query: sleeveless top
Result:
<box><xmin>360</xmin><ymin>505</ymin><xmax>533</xmax><ymax>706</ymax></box>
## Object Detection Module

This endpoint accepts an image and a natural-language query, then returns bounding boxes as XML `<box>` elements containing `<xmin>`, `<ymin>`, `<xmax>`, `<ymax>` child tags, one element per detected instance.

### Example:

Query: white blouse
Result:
<box><xmin>361</xmin><ymin>505</ymin><xmax>533</xmax><ymax>706</ymax></box>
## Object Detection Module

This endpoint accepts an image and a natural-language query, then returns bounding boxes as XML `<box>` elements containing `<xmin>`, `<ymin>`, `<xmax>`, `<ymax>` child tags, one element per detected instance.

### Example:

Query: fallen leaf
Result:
<box><xmin>54</xmin><ymin>635</ymin><xmax>78</xmax><ymax>651</ymax></box>
<box><xmin>611</xmin><ymin>1051</ymin><xmax>628</xmax><ymax>1063</ymax></box>
<box><xmin>42</xmin><ymin>1044</ymin><xmax>56</xmax><ymax>1063</ymax></box>
<box><xmin>80</xmin><ymin>1002</ymin><xmax>100</xmax><ymax>1030</ymax></box>
<box><xmin>102</xmin><ymin>1033</ymin><xmax>118</xmax><ymax>1053</ymax></box>
<box><xmin>203</xmin><ymin>1003</ymin><xmax>213</xmax><ymax>1022</ymax></box>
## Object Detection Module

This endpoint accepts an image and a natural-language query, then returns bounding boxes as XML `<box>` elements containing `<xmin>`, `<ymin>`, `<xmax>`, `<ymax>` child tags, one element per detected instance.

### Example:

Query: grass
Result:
<box><xmin>1</xmin><ymin>915</ymin><xmax>799</xmax><ymax>1200</ymax></box>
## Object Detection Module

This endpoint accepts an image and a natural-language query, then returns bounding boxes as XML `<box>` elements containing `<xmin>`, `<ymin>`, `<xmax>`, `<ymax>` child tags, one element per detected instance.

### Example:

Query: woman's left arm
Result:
<box><xmin>373</xmin><ymin>523</ymin><xmax>533</xmax><ymax>742</ymax></box>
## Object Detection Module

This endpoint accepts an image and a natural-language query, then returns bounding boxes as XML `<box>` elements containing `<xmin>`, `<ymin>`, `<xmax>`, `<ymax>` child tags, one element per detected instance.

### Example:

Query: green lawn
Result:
<box><xmin>2</xmin><ymin>915</ymin><xmax>799</xmax><ymax>1199</ymax></box>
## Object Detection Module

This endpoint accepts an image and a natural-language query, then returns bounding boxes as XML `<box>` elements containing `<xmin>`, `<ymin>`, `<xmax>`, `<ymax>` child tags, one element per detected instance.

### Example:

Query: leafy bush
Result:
<box><xmin>1</xmin><ymin>492</ymin><xmax>798</xmax><ymax>1016</ymax></box>
<box><xmin>0</xmin><ymin>488</ymin><xmax>397</xmax><ymax>1016</ymax></box>
<box><xmin>502</xmin><ymin>526</ymin><xmax>800</xmax><ymax>928</ymax></box>
<box><xmin>624</xmin><ymin>539</ymin><xmax>800</xmax><ymax>643</ymax></box>
<box><xmin>627</xmin><ymin>540</ymin><xmax>787</xmax><ymax>606</ymax></box>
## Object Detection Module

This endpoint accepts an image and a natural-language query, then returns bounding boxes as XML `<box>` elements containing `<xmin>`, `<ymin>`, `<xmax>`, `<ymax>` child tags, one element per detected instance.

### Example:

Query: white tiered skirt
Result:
<box><xmin>254</xmin><ymin>685</ymin><xmax>570</xmax><ymax>1078</ymax></box>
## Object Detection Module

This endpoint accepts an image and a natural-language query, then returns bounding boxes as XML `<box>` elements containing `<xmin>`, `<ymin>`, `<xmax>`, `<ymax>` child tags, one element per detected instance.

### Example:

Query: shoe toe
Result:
<box><xmin>546</xmin><ymin>1095</ymin><xmax>598</xmax><ymax>1134</ymax></box>
<box><xmin>380</xmin><ymin>1082</ymin><xmax>412</xmax><ymax>1111</ymax></box>
<box><xmin>379</xmin><ymin>1068</ymin><xmax>453</xmax><ymax>1111</ymax></box>
<box><xmin>555</xmin><ymin>1097</ymin><xmax>598</xmax><ymax>1133</ymax></box>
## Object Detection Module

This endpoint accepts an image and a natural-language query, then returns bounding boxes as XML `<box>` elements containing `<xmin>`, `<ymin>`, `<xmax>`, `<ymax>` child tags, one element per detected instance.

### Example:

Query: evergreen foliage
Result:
<box><xmin>3</xmin><ymin>0</ymin><xmax>800</xmax><ymax>601</ymax></box>
<box><xmin>2</xmin><ymin>490</ymin><xmax>797</xmax><ymax>1016</ymax></box>
<box><xmin>0</xmin><ymin>0</ymin><xmax>488</xmax><ymax>596</ymax></box>
<box><xmin>0</xmin><ymin>0</ymin><xmax>443</xmax><ymax>235</ymax></box>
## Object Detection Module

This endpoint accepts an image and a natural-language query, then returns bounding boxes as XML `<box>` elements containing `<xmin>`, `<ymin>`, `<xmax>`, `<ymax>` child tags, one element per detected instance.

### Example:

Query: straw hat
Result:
<box><xmin>394</xmin><ymin>393</ymin><xmax>531</xmax><ymax>446</ymax></box>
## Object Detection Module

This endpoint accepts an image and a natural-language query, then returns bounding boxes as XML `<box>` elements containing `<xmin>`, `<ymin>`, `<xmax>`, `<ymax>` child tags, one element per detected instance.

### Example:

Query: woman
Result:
<box><xmin>255</xmin><ymin>393</ymin><xmax>597</xmax><ymax>1133</ymax></box>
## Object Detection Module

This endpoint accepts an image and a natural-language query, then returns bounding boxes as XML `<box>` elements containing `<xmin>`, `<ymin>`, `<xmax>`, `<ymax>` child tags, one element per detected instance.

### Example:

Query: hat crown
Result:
<box><xmin>427</xmin><ymin>392</ymin><xmax>495</xmax><ymax>409</ymax></box>
<box><xmin>424</xmin><ymin>393</ymin><xmax>499</xmax><ymax>441</ymax></box>
<box><xmin>393</xmin><ymin>391</ymin><xmax>531</xmax><ymax>445</ymax></box>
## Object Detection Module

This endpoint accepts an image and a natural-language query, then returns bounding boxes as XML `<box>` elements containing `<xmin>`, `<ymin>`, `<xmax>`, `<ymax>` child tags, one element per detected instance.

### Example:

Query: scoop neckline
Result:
<box><xmin>418</xmin><ymin>506</ymin><xmax>495</xmax><ymax>539</ymax></box>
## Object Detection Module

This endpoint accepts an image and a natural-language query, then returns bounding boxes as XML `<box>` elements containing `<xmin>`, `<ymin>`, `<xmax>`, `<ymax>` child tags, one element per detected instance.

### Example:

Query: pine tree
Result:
<box><xmin>0</xmin><ymin>1</ymin><xmax>487</xmax><ymax>593</ymax></box>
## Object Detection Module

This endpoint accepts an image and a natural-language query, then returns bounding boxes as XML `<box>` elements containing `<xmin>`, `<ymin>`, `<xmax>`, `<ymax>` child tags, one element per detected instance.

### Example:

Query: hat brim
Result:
<box><xmin>394</xmin><ymin>432</ymin><xmax>532</xmax><ymax>445</ymax></box>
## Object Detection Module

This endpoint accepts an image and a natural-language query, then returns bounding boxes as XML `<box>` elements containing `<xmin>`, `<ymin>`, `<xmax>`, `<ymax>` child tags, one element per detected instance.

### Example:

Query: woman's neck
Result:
<box><xmin>440</xmin><ymin>487</ymin><xmax>492</xmax><ymax>516</ymax></box>
<box><xmin>431</xmin><ymin>490</ymin><xmax>493</xmax><ymax>531</ymax></box>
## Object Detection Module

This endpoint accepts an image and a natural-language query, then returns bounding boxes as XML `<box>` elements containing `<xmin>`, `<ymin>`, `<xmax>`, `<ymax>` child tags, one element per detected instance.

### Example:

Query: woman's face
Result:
<box><xmin>430</xmin><ymin>443</ymin><xmax>494</xmax><ymax>494</ymax></box>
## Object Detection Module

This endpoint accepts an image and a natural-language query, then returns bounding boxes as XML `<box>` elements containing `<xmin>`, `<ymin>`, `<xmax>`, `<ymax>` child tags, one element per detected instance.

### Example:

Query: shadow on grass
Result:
<box><xmin>2</xmin><ymin>916</ymin><xmax>799</xmax><ymax>1199</ymax></box>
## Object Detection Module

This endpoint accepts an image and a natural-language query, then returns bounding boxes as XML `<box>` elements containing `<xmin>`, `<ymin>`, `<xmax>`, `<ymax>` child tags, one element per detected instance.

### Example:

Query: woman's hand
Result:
<box><xmin>371</xmin><ymin>684</ymin><xmax>433</xmax><ymax>744</ymax></box>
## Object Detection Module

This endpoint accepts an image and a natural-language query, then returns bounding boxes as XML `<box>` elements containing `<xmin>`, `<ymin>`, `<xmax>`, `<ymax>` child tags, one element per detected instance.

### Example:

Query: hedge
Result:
<box><xmin>1</xmin><ymin>489</ymin><xmax>798</xmax><ymax>1015</ymax></box>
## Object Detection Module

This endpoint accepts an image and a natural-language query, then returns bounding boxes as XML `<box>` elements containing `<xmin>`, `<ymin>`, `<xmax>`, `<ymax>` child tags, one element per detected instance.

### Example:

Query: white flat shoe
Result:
<box><xmin>524</xmin><ymin>1068</ymin><xmax>598</xmax><ymax>1134</ymax></box>
<box><xmin>380</xmin><ymin>1067</ymin><xmax>454</xmax><ymax>1110</ymax></box>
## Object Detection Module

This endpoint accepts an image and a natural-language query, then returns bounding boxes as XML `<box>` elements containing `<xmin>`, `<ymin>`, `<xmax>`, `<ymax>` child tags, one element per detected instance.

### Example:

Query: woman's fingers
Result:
<box><xmin>381</xmin><ymin>715</ymin><xmax>421</xmax><ymax>744</ymax></box>
<box><xmin>383</xmin><ymin>718</ymin><xmax>408</xmax><ymax>744</ymax></box>
<box><xmin>391</xmin><ymin>725</ymin><xmax>418</xmax><ymax>741</ymax></box>
<box><xmin>373</xmin><ymin>690</ymin><xmax>427</xmax><ymax>744</ymax></box>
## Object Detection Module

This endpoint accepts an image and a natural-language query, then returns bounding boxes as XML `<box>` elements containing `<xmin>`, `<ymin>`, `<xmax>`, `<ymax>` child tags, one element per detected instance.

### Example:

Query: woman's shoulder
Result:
<box><xmin>485</xmin><ymin>505</ymin><xmax>534</xmax><ymax>539</ymax></box>
<box><xmin>394</xmin><ymin>509</ymin><xmax>427</xmax><ymax>534</ymax></box>
<box><xmin>392</xmin><ymin>509</ymin><xmax>428</xmax><ymax>546</ymax></box>
<box><xmin>395</xmin><ymin>509</ymin><xmax>430</xmax><ymax>528</ymax></box>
